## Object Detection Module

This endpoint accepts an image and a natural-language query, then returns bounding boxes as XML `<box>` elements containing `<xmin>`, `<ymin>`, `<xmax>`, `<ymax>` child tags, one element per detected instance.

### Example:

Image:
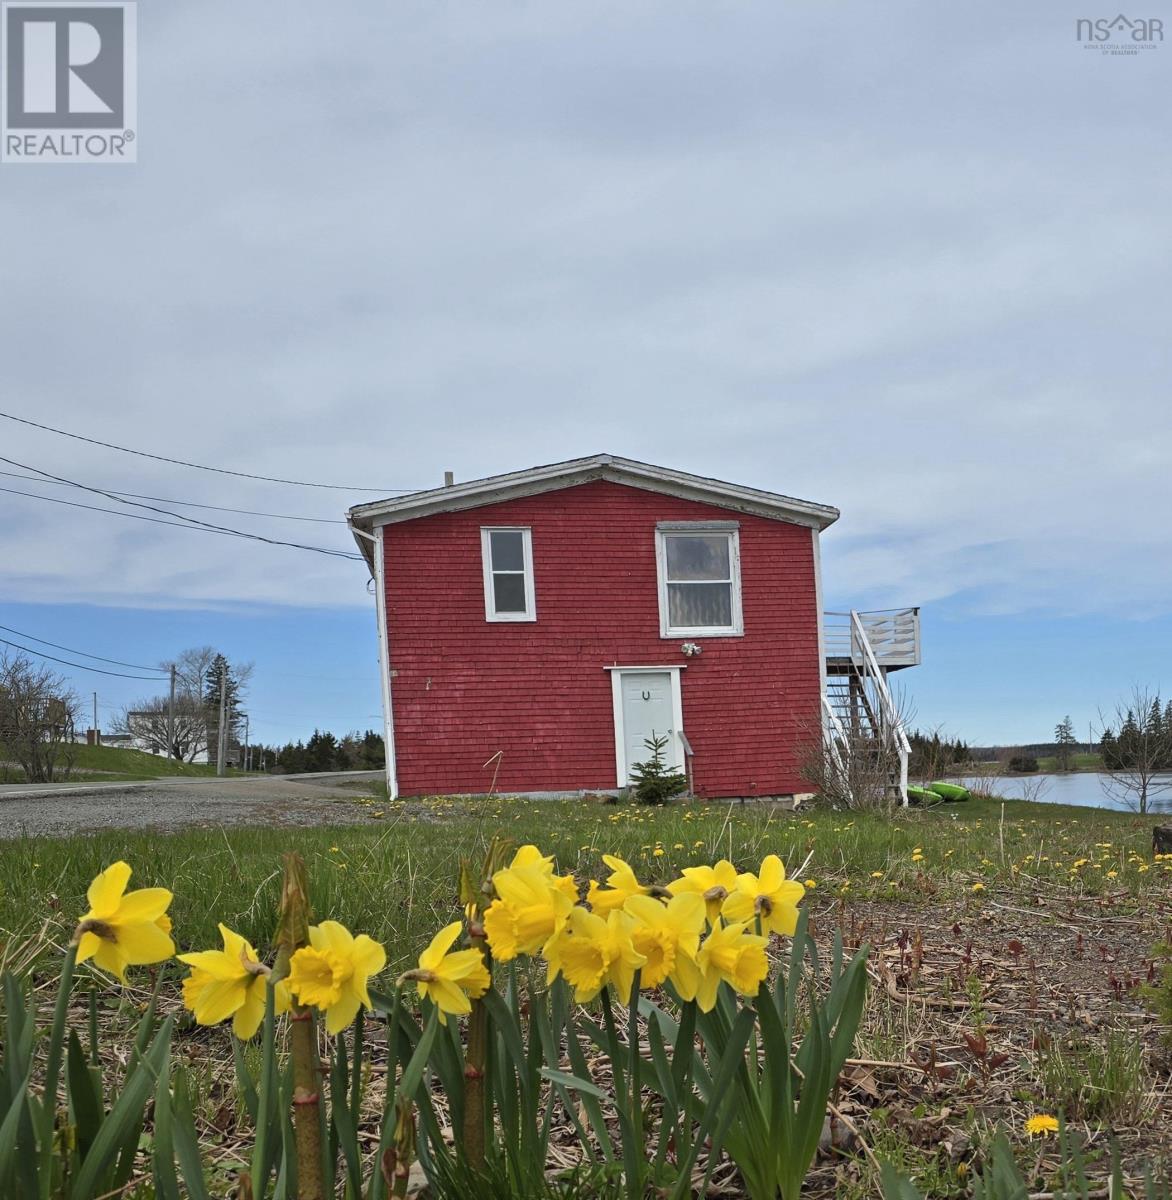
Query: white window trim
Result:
<box><xmin>655</xmin><ymin>522</ymin><xmax>743</xmax><ymax>638</ymax></box>
<box><xmin>481</xmin><ymin>526</ymin><xmax>536</xmax><ymax>622</ymax></box>
<box><xmin>608</xmin><ymin>665</ymin><xmax>685</xmax><ymax>787</ymax></box>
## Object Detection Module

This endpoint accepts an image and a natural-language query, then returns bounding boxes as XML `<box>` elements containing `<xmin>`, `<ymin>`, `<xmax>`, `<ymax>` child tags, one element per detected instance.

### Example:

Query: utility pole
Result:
<box><xmin>216</xmin><ymin>666</ymin><xmax>227</xmax><ymax>776</ymax></box>
<box><xmin>92</xmin><ymin>692</ymin><xmax>98</xmax><ymax>743</ymax></box>
<box><xmin>167</xmin><ymin>664</ymin><xmax>176</xmax><ymax>760</ymax></box>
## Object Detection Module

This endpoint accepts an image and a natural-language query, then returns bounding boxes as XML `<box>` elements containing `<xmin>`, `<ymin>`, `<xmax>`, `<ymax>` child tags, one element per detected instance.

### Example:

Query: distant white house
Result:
<box><xmin>89</xmin><ymin>712</ymin><xmax>213</xmax><ymax>765</ymax></box>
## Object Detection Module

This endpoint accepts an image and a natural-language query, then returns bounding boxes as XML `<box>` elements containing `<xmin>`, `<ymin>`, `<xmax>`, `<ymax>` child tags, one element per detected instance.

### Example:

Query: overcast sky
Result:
<box><xmin>0</xmin><ymin>2</ymin><xmax>1168</xmax><ymax>745</ymax></box>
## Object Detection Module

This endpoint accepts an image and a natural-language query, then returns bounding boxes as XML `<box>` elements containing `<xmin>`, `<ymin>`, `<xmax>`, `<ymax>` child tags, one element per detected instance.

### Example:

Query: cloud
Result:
<box><xmin>0</xmin><ymin>1</ymin><xmax>1167</xmax><ymax>619</ymax></box>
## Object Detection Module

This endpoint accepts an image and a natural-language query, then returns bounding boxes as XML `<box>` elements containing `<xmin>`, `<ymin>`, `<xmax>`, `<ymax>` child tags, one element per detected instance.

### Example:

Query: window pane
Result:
<box><xmin>665</xmin><ymin>534</ymin><xmax>730</xmax><ymax>581</ymax></box>
<box><xmin>668</xmin><ymin>582</ymin><xmax>732</xmax><ymax>628</ymax></box>
<box><xmin>493</xmin><ymin>573</ymin><xmax>527</xmax><ymax>613</ymax></box>
<box><xmin>489</xmin><ymin>530</ymin><xmax>525</xmax><ymax>572</ymax></box>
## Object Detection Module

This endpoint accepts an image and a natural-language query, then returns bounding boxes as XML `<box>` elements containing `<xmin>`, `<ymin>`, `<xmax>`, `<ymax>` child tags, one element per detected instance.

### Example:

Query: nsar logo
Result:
<box><xmin>1076</xmin><ymin>14</ymin><xmax>1163</xmax><ymax>54</ymax></box>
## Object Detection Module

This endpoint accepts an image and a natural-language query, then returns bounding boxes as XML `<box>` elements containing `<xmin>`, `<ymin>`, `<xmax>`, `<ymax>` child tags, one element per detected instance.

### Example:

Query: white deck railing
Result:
<box><xmin>824</xmin><ymin>607</ymin><xmax>920</xmax><ymax>669</ymax></box>
<box><xmin>822</xmin><ymin>608</ymin><xmax>915</xmax><ymax>806</ymax></box>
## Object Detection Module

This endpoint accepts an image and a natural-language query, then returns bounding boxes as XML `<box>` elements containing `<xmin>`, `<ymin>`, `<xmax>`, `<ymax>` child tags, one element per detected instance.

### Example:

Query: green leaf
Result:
<box><xmin>152</xmin><ymin>1043</ymin><xmax>182</xmax><ymax>1200</ymax></box>
<box><xmin>71</xmin><ymin>1015</ymin><xmax>173</xmax><ymax>1200</ymax></box>
<box><xmin>66</xmin><ymin>1029</ymin><xmax>103</xmax><ymax>1158</ymax></box>
<box><xmin>538</xmin><ymin>1067</ymin><xmax>607</xmax><ymax>1101</ymax></box>
<box><xmin>170</xmin><ymin>1067</ymin><xmax>212</xmax><ymax>1200</ymax></box>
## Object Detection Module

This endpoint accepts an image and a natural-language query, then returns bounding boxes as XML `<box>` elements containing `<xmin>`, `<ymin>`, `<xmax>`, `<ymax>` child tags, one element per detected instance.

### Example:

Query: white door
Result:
<box><xmin>618</xmin><ymin>671</ymin><xmax>682</xmax><ymax>783</ymax></box>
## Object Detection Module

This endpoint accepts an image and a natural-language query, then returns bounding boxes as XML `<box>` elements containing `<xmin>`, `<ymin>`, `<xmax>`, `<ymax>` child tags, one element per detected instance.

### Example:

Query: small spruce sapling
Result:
<box><xmin>629</xmin><ymin>734</ymin><xmax>688</xmax><ymax>805</ymax></box>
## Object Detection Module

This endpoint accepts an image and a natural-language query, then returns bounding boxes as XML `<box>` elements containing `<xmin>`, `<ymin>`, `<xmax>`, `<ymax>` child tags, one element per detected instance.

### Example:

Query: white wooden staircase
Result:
<box><xmin>823</xmin><ymin>608</ymin><xmax>919</xmax><ymax>806</ymax></box>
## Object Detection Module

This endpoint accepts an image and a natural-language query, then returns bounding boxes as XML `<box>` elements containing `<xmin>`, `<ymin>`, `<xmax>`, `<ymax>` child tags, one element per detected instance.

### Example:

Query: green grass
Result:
<box><xmin>1034</xmin><ymin>752</ymin><xmax>1103</xmax><ymax>772</ymax></box>
<box><xmin>0</xmin><ymin>795</ymin><xmax>1166</xmax><ymax>976</ymax></box>
<box><xmin>2</xmin><ymin>743</ymin><xmax>227</xmax><ymax>783</ymax></box>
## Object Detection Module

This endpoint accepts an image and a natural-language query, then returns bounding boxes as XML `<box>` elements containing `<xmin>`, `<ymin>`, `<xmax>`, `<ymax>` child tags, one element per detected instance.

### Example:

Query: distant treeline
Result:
<box><xmin>968</xmin><ymin>741</ymin><xmax>1097</xmax><ymax>760</ymax></box>
<box><xmin>1100</xmin><ymin>696</ymin><xmax>1172</xmax><ymax>771</ymax></box>
<box><xmin>907</xmin><ymin>731</ymin><xmax>971</xmax><ymax>777</ymax></box>
<box><xmin>252</xmin><ymin>730</ymin><xmax>385</xmax><ymax>774</ymax></box>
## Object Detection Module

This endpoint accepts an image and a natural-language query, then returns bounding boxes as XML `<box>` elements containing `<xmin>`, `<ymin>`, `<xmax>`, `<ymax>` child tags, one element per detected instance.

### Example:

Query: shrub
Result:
<box><xmin>1008</xmin><ymin>754</ymin><xmax>1038</xmax><ymax>773</ymax></box>
<box><xmin>628</xmin><ymin>734</ymin><xmax>688</xmax><ymax>804</ymax></box>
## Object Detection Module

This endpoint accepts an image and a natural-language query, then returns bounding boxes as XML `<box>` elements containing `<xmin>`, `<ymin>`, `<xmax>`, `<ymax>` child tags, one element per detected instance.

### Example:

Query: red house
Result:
<box><xmin>348</xmin><ymin>455</ymin><xmax>918</xmax><ymax>802</ymax></box>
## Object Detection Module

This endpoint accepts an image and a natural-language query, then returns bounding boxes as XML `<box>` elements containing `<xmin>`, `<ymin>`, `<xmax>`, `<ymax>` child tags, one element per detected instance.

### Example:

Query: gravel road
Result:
<box><xmin>0</xmin><ymin>771</ymin><xmax>383</xmax><ymax>839</ymax></box>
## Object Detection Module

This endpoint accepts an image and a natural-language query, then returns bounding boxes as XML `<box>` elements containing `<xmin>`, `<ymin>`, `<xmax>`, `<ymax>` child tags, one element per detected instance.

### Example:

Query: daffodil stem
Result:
<box><xmin>278</xmin><ymin>852</ymin><xmax>325</xmax><ymax>1200</ymax></box>
<box><xmin>291</xmin><ymin>1006</ymin><xmax>325</xmax><ymax>1200</ymax></box>
<box><xmin>627</xmin><ymin>969</ymin><xmax>643</xmax><ymax>1197</ymax></box>
<box><xmin>462</xmin><ymin>923</ymin><xmax>490</xmax><ymax>1174</ymax></box>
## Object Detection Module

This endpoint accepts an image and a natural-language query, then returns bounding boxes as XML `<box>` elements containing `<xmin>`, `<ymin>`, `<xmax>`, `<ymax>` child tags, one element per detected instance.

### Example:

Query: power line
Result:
<box><xmin>0</xmin><ymin>482</ymin><xmax>290</xmax><ymax>534</ymax></box>
<box><xmin>0</xmin><ymin>482</ymin><xmax>363</xmax><ymax>559</ymax></box>
<box><xmin>0</xmin><ymin>635</ymin><xmax>167</xmax><ymax>681</ymax></box>
<box><xmin>0</xmin><ymin>409</ymin><xmax>416</xmax><ymax>493</ymax></box>
<box><xmin>0</xmin><ymin>456</ymin><xmax>365</xmax><ymax>561</ymax></box>
<box><xmin>0</xmin><ymin>469</ymin><xmax>346</xmax><ymax>524</ymax></box>
<box><xmin>0</xmin><ymin>621</ymin><xmax>168</xmax><ymax>673</ymax></box>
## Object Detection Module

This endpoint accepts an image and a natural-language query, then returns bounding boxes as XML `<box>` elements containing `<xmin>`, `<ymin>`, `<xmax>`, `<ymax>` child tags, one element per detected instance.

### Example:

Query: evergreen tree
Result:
<box><xmin>1054</xmin><ymin>715</ymin><xmax>1077</xmax><ymax>772</ymax></box>
<box><xmin>304</xmin><ymin>729</ymin><xmax>339</xmax><ymax>773</ymax></box>
<box><xmin>629</xmin><ymin>734</ymin><xmax>688</xmax><ymax>805</ymax></box>
<box><xmin>202</xmin><ymin>653</ymin><xmax>247</xmax><ymax>763</ymax></box>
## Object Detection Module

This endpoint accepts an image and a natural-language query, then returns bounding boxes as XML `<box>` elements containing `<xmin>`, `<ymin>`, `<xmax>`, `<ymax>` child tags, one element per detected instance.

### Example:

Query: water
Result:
<box><xmin>951</xmin><ymin>772</ymin><xmax>1172</xmax><ymax>814</ymax></box>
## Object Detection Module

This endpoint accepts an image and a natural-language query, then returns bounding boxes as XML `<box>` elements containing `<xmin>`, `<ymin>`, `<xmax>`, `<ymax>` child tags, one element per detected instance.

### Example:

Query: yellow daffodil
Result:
<box><xmin>721</xmin><ymin>855</ymin><xmax>805</xmax><ymax>936</ymax></box>
<box><xmin>74</xmin><ymin>861</ymin><xmax>174</xmax><ymax>982</ymax></box>
<box><xmin>544</xmin><ymin>906</ymin><xmax>646</xmax><ymax>1002</ymax></box>
<box><xmin>667</xmin><ymin>859</ymin><xmax>739</xmax><ymax>922</ymax></box>
<box><xmin>623</xmin><ymin>892</ymin><xmax>705</xmax><ymax>989</ymax></box>
<box><xmin>1024</xmin><ymin>1114</ymin><xmax>1059</xmax><ymax>1137</ymax></box>
<box><xmin>413</xmin><ymin>921</ymin><xmax>490</xmax><ymax>1024</ymax></box>
<box><xmin>509</xmin><ymin>844</ymin><xmax>578</xmax><ymax>901</ymax></box>
<box><xmin>677</xmin><ymin>920</ymin><xmax>768</xmax><ymax>1012</ymax></box>
<box><xmin>178</xmin><ymin>923</ymin><xmax>290</xmax><ymax>1039</ymax></box>
<box><xmin>287</xmin><ymin>920</ymin><xmax>387</xmax><ymax>1035</ymax></box>
<box><xmin>587</xmin><ymin>855</ymin><xmax>650</xmax><ymax>914</ymax></box>
<box><xmin>483</xmin><ymin>864</ymin><xmax>574</xmax><ymax>960</ymax></box>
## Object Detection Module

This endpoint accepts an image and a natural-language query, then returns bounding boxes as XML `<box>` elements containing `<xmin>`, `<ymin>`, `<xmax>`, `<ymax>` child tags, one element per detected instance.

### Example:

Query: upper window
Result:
<box><xmin>481</xmin><ymin>527</ymin><xmax>536</xmax><ymax>622</ymax></box>
<box><xmin>655</xmin><ymin>522</ymin><xmax>743</xmax><ymax>637</ymax></box>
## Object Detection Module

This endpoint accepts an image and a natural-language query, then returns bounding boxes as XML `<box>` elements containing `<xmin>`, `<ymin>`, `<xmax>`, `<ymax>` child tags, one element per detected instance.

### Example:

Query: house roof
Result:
<box><xmin>347</xmin><ymin>454</ymin><xmax>838</xmax><ymax>566</ymax></box>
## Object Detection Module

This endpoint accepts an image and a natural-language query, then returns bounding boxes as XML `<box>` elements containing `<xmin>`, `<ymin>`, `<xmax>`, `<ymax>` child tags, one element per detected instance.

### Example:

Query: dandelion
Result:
<box><xmin>722</xmin><ymin>855</ymin><xmax>805</xmax><ymax>936</ymax></box>
<box><xmin>409</xmin><ymin>921</ymin><xmax>490</xmax><ymax>1024</ymax></box>
<box><xmin>73</xmin><ymin>861</ymin><xmax>174</xmax><ymax>983</ymax></box>
<box><xmin>179</xmin><ymin>923</ymin><xmax>290</xmax><ymax>1039</ymax></box>
<box><xmin>1024</xmin><ymin>1114</ymin><xmax>1059</xmax><ymax>1137</ymax></box>
<box><xmin>287</xmin><ymin>920</ymin><xmax>387</xmax><ymax>1034</ymax></box>
<box><xmin>972</xmin><ymin>882</ymin><xmax>985</xmax><ymax>893</ymax></box>
<box><xmin>870</xmin><ymin>871</ymin><xmax>884</xmax><ymax>879</ymax></box>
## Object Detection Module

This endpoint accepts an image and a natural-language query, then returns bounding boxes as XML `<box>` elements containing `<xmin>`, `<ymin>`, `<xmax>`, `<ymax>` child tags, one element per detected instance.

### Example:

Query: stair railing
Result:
<box><xmin>849</xmin><ymin>610</ymin><xmax>911</xmax><ymax>805</ymax></box>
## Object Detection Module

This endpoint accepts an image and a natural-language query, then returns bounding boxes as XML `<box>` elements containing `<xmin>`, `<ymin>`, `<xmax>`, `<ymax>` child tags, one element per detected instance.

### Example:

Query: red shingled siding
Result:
<box><xmin>381</xmin><ymin>480</ymin><xmax>821</xmax><ymax>797</ymax></box>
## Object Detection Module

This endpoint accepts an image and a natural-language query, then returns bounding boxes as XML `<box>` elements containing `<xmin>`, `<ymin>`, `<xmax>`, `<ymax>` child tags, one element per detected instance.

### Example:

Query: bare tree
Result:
<box><xmin>0</xmin><ymin>651</ymin><xmax>81</xmax><ymax>783</ymax></box>
<box><xmin>144</xmin><ymin>646</ymin><xmax>252</xmax><ymax>761</ymax></box>
<box><xmin>112</xmin><ymin>694</ymin><xmax>210</xmax><ymax>762</ymax></box>
<box><xmin>1098</xmin><ymin>685</ymin><xmax>1172</xmax><ymax>814</ymax></box>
